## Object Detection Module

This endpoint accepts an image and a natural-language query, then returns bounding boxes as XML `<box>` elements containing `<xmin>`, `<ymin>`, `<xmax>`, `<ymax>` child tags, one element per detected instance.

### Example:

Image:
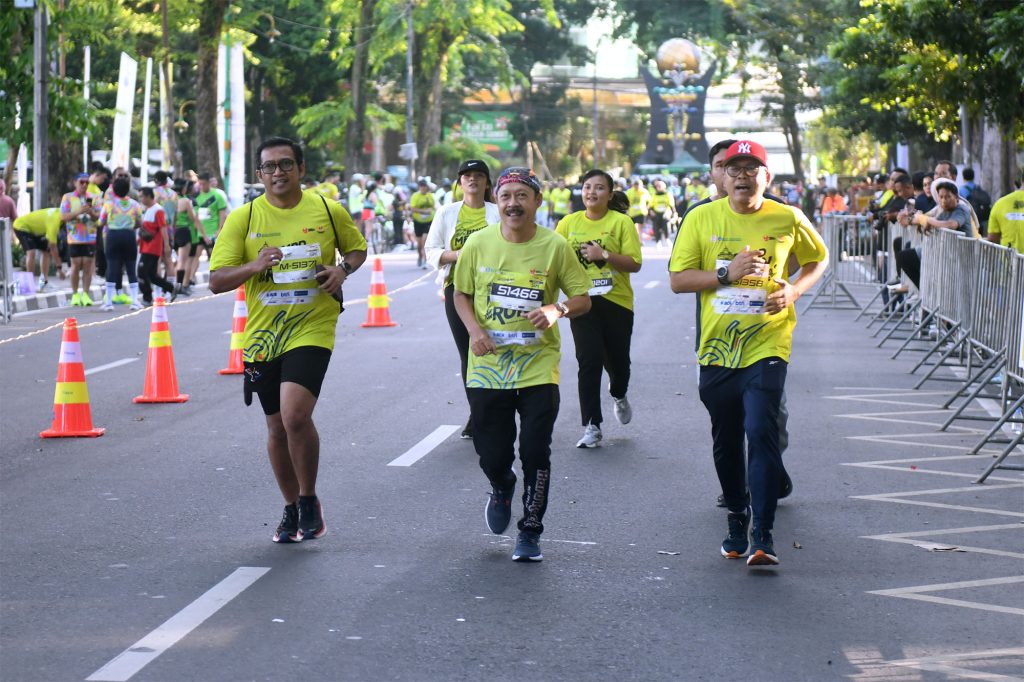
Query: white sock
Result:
<box><xmin>105</xmin><ymin>283</ymin><xmax>116</xmax><ymax>304</ymax></box>
<box><xmin>129</xmin><ymin>282</ymin><xmax>140</xmax><ymax>301</ymax></box>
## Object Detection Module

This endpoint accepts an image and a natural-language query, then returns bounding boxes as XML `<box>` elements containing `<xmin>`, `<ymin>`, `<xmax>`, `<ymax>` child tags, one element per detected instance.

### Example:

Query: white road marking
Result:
<box><xmin>851</xmin><ymin>482</ymin><xmax>1024</xmax><ymax>518</ymax></box>
<box><xmin>862</xmin><ymin>523</ymin><xmax>1024</xmax><ymax>560</ymax></box>
<box><xmin>387</xmin><ymin>425</ymin><xmax>460</xmax><ymax>467</ymax></box>
<box><xmin>85</xmin><ymin>358</ymin><xmax>139</xmax><ymax>376</ymax></box>
<box><xmin>887</xmin><ymin>648</ymin><xmax>1024</xmax><ymax>682</ymax></box>
<box><xmin>868</xmin><ymin>576</ymin><xmax>1024</xmax><ymax>617</ymax></box>
<box><xmin>643</xmin><ymin>280</ymin><xmax>660</xmax><ymax>289</ymax></box>
<box><xmin>86</xmin><ymin>567</ymin><xmax>270</xmax><ymax>682</ymax></box>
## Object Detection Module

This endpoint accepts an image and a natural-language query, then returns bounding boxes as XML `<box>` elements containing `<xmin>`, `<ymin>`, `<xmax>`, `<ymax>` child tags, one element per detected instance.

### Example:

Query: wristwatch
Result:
<box><xmin>716</xmin><ymin>266</ymin><xmax>731</xmax><ymax>286</ymax></box>
<box><xmin>600</xmin><ymin>249</ymin><xmax>610</xmax><ymax>261</ymax></box>
<box><xmin>340</xmin><ymin>260</ymin><xmax>355</xmax><ymax>275</ymax></box>
<box><xmin>554</xmin><ymin>301</ymin><xmax>570</xmax><ymax>317</ymax></box>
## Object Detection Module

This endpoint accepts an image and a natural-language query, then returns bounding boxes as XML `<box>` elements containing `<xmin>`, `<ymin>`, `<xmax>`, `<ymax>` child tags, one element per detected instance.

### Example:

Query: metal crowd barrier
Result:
<box><xmin>801</xmin><ymin>214</ymin><xmax>877</xmax><ymax>312</ymax></box>
<box><xmin>1</xmin><ymin>218</ymin><xmax>14</xmax><ymax>324</ymax></box>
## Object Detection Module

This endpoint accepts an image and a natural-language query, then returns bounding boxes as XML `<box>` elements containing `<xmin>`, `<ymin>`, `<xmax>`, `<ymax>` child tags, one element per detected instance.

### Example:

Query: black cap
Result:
<box><xmin>457</xmin><ymin>159</ymin><xmax>491</xmax><ymax>185</ymax></box>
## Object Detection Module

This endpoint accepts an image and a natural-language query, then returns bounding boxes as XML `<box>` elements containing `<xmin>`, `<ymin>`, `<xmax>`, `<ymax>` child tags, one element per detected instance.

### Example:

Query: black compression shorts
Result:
<box><xmin>243</xmin><ymin>346</ymin><xmax>332</xmax><ymax>416</ymax></box>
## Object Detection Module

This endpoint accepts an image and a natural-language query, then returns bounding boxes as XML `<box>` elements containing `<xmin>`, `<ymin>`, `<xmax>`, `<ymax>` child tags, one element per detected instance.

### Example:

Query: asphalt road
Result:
<box><xmin>2</xmin><ymin>246</ymin><xmax>1022</xmax><ymax>682</ymax></box>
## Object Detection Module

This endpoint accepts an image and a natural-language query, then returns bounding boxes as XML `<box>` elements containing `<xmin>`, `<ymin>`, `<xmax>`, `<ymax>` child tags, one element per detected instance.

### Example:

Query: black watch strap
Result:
<box><xmin>341</xmin><ymin>260</ymin><xmax>354</xmax><ymax>274</ymax></box>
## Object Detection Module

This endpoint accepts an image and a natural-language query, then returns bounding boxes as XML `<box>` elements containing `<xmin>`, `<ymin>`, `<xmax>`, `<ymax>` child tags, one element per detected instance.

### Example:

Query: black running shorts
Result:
<box><xmin>69</xmin><ymin>244</ymin><xmax>96</xmax><ymax>258</ymax></box>
<box><xmin>173</xmin><ymin>227</ymin><xmax>193</xmax><ymax>249</ymax></box>
<box><xmin>243</xmin><ymin>346</ymin><xmax>332</xmax><ymax>416</ymax></box>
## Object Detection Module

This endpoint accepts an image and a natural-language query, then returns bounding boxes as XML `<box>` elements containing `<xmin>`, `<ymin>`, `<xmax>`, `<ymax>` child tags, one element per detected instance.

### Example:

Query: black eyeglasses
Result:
<box><xmin>725</xmin><ymin>165</ymin><xmax>763</xmax><ymax>178</ymax></box>
<box><xmin>257</xmin><ymin>159</ymin><xmax>297</xmax><ymax>174</ymax></box>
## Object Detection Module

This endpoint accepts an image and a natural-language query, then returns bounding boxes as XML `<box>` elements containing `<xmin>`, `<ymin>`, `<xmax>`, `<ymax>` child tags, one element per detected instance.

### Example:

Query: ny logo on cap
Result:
<box><xmin>738</xmin><ymin>143</ymin><xmax>752</xmax><ymax>154</ymax></box>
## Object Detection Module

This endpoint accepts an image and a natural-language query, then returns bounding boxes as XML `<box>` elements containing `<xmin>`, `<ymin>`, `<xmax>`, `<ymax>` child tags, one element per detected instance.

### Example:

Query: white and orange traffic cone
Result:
<box><xmin>134</xmin><ymin>297</ymin><xmax>189</xmax><ymax>403</ymax></box>
<box><xmin>219</xmin><ymin>285</ymin><xmax>247</xmax><ymax>375</ymax></box>
<box><xmin>361</xmin><ymin>257</ymin><xmax>397</xmax><ymax>328</ymax></box>
<box><xmin>40</xmin><ymin>317</ymin><xmax>105</xmax><ymax>438</ymax></box>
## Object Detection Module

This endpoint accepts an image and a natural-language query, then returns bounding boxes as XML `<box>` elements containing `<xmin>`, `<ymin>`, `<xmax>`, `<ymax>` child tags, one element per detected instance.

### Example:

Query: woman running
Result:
<box><xmin>555</xmin><ymin>169</ymin><xmax>643</xmax><ymax>448</ymax></box>
<box><xmin>424</xmin><ymin>160</ymin><xmax>500</xmax><ymax>439</ymax></box>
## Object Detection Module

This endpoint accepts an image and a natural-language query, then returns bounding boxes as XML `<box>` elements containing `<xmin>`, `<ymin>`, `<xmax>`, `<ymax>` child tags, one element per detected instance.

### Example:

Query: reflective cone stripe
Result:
<box><xmin>219</xmin><ymin>285</ymin><xmax>247</xmax><ymax>375</ymax></box>
<box><xmin>133</xmin><ymin>297</ymin><xmax>189</xmax><ymax>403</ymax></box>
<box><xmin>40</xmin><ymin>317</ymin><xmax>105</xmax><ymax>438</ymax></box>
<box><xmin>361</xmin><ymin>257</ymin><xmax>397</xmax><ymax>328</ymax></box>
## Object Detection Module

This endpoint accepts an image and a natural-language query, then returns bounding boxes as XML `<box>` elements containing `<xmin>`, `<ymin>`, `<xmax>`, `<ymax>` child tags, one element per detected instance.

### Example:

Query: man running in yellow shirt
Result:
<box><xmin>454</xmin><ymin>167</ymin><xmax>592</xmax><ymax>562</ymax></box>
<box><xmin>548</xmin><ymin>179</ymin><xmax>572</xmax><ymax>227</ymax></box>
<box><xmin>210</xmin><ymin>137</ymin><xmax>367</xmax><ymax>544</ymax></box>
<box><xmin>987</xmin><ymin>171</ymin><xmax>1024</xmax><ymax>253</ymax></box>
<box><xmin>669</xmin><ymin>140</ymin><xmax>827</xmax><ymax>567</ymax></box>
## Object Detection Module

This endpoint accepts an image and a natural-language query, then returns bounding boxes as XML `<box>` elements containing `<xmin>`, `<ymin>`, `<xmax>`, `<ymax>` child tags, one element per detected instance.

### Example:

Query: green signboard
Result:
<box><xmin>446</xmin><ymin>111</ymin><xmax>517</xmax><ymax>153</ymax></box>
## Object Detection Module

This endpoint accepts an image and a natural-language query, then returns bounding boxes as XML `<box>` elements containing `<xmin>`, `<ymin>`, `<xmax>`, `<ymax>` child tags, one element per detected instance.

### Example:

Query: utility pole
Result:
<box><xmin>405</xmin><ymin>0</ymin><xmax>415</xmax><ymax>180</ymax></box>
<box><xmin>33</xmin><ymin>1</ymin><xmax>48</xmax><ymax>209</ymax></box>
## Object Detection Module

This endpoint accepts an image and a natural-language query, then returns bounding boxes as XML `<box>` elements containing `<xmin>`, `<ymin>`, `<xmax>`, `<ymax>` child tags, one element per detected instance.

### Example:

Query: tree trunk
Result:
<box><xmin>160</xmin><ymin>0</ymin><xmax>179</xmax><ymax>174</ymax></box>
<box><xmin>980</xmin><ymin>118</ymin><xmax>1018</xmax><ymax>197</ymax></box>
<box><xmin>194</xmin><ymin>0</ymin><xmax>230</xmax><ymax>183</ymax></box>
<box><xmin>779</xmin><ymin>80</ymin><xmax>804</xmax><ymax>182</ymax></box>
<box><xmin>344</xmin><ymin>0</ymin><xmax>377</xmax><ymax>176</ymax></box>
<box><xmin>3</xmin><ymin>144</ymin><xmax>17</xmax><ymax>194</ymax></box>
<box><xmin>415</xmin><ymin>52</ymin><xmax>446</xmax><ymax>179</ymax></box>
<box><xmin>46</xmin><ymin>137</ymin><xmax>77</xmax><ymax>209</ymax></box>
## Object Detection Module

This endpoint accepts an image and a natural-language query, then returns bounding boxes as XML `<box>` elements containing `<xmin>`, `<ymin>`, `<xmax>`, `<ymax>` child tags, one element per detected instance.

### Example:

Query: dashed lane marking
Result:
<box><xmin>85</xmin><ymin>358</ymin><xmax>139</xmax><ymax>375</ymax></box>
<box><xmin>867</xmin><ymin>576</ymin><xmax>1024</xmax><ymax>617</ymax></box>
<box><xmin>885</xmin><ymin>647</ymin><xmax>1024</xmax><ymax>681</ymax></box>
<box><xmin>387</xmin><ymin>425</ymin><xmax>461</xmax><ymax>467</ymax></box>
<box><xmin>643</xmin><ymin>280</ymin><xmax>660</xmax><ymax>289</ymax></box>
<box><xmin>851</xmin><ymin>482</ymin><xmax>1024</xmax><ymax>518</ymax></box>
<box><xmin>86</xmin><ymin>566</ymin><xmax>270</xmax><ymax>682</ymax></box>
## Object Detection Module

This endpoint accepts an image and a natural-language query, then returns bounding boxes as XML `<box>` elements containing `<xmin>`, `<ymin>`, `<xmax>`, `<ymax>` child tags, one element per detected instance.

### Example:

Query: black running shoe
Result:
<box><xmin>460</xmin><ymin>418</ymin><xmax>473</xmax><ymax>440</ymax></box>
<box><xmin>721</xmin><ymin>506</ymin><xmax>751</xmax><ymax>559</ymax></box>
<box><xmin>273</xmin><ymin>502</ymin><xmax>299</xmax><ymax>543</ymax></box>
<box><xmin>485</xmin><ymin>484</ymin><xmax>514</xmax><ymax>534</ymax></box>
<box><xmin>297</xmin><ymin>497</ymin><xmax>327</xmax><ymax>541</ymax></box>
<box><xmin>747</xmin><ymin>527</ymin><xmax>779</xmax><ymax>566</ymax></box>
<box><xmin>512</xmin><ymin>530</ymin><xmax>543</xmax><ymax>562</ymax></box>
<box><xmin>716</xmin><ymin>494</ymin><xmax>727</xmax><ymax>508</ymax></box>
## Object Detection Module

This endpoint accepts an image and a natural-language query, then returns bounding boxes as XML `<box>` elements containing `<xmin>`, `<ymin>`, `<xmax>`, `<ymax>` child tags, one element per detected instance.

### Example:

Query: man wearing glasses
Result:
<box><xmin>209</xmin><ymin>137</ymin><xmax>367</xmax><ymax>544</ymax></box>
<box><xmin>60</xmin><ymin>172</ymin><xmax>102</xmax><ymax>306</ymax></box>
<box><xmin>669</xmin><ymin>140</ymin><xmax>827</xmax><ymax>567</ymax></box>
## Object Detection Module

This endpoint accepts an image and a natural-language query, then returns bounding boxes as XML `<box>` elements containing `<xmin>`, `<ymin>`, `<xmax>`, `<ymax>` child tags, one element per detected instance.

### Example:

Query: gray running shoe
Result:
<box><xmin>576</xmin><ymin>424</ymin><xmax>602</xmax><ymax>448</ymax></box>
<box><xmin>721</xmin><ymin>506</ymin><xmax>751</xmax><ymax>559</ymax></box>
<box><xmin>613</xmin><ymin>396</ymin><xmax>632</xmax><ymax>425</ymax></box>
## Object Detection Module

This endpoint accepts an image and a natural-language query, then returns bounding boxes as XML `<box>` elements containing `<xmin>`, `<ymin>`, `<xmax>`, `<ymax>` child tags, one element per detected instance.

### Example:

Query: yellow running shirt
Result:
<box><xmin>626</xmin><ymin>187</ymin><xmax>651</xmax><ymax>217</ymax></box>
<box><xmin>555</xmin><ymin>210</ymin><xmax>642</xmax><ymax>311</ymax></box>
<box><xmin>453</xmin><ymin>225</ymin><xmax>591</xmax><ymax>389</ymax></box>
<box><xmin>550</xmin><ymin>188</ymin><xmax>571</xmax><ymax>215</ymax></box>
<box><xmin>670</xmin><ymin>199</ymin><xmax>828</xmax><ymax>368</ymax></box>
<box><xmin>410</xmin><ymin>191</ymin><xmax>436</xmax><ymax>223</ymax></box>
<box><xmin>210</xmin><ymin>191</ymin><xmax>366</xmax><ymax>362</ymax></box>
<box><xmin>446</xmin><ymin>204</ymin><xmax>490</xmax><ymax>285</ymax></box>
<box><xmin>14</xmin><ymin>208</ymin><xmax>61</xmax><ymax>242</ymax></box>
<box><xmin>988</xmin><ymin>190</ymin><xmax>1024</xmax><ymax>253</ymax></box>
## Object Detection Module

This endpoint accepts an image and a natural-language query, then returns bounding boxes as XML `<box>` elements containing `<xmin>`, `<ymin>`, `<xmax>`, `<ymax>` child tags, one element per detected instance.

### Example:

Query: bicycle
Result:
<box><xmin>368</xmin><ymin>214</ymin><xmax>392</xmax><ymax>255</ymax></box>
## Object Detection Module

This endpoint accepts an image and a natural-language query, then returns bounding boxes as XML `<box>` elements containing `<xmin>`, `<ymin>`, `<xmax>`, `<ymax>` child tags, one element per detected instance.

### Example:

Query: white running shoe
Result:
<box><xmin>613</xmin><ymin>396</ymin><xmax>632</xmax><ymax>425</ymax></box>
<box><xmin>129</xmin><ymin>300</ymin><xmax>144</xmax><ymax>311</ymax></box>
<box><xmin>99</xmin><ymin>302</ymin><xmax>114</xmax><ymax>312</ymax></box>
<box><xmin>576</xmin><ymin>424</ymin><xmax>602</xmax><ymax>448</ymax></box>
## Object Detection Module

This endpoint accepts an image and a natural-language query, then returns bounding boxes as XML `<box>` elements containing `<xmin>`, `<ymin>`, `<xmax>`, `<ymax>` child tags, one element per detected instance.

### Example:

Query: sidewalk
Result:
<box><xmin>10</xmin><ymin>260</ymin><xmax>211</xmax><ymax>314</ymax></box>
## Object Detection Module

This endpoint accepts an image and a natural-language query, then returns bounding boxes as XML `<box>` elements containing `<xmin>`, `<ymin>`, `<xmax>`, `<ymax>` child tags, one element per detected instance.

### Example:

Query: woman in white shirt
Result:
<box><xmin>425</xmin><ymin>160</ymin><xmax>500</xmax><ymax>439</ymax></box>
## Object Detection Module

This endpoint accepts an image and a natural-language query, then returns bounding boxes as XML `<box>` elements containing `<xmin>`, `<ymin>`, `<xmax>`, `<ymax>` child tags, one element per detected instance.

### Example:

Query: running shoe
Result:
<box><xmin>273</xmin><ymin>502</ymin><xmax>299</xmax><ymax>543</ymax></box>
<box><xmin>297</xmin><ymin>496</ymin><xmax>327</xmax><ymax>540</ymax></box>
<box><xmin>613</xmin><ymin>396</ymin><xmax>632</xmax><ymax>425</ymax></box>
<box><xmin>99</xmin><ymin>301</ymin><xmax>114</xmax><ymax>312</ymax></box>
<box><xmin>576</xmin><ymin>424</ymin><xmax>602</xmax><ymax>448</ymax></box>
<box><xmin>460</xmin><ymin>418</ymin><xmax>473</xmax><ymax>440</ymax></box>
<box><xmin>747</xmin><ymin>527</ymin><xmax>779</xmax><ymax>566</ymax></box>
<box><xmin>80</xmin><ymin>292</ymin><xmax>94</xmax><ymax>306</ymax></box>
<box><xmin>485</xmin><ymin>483</ymin><xmax>515</xmax><ymax>534</ymax></box>
<box><xmin>37</xmin><ymin>278</ymin><xmax>48</xmax><ymax>292</ymax></box>
<box><xmin>70</xmin><ymin>292</ymin><xmax>82</xmax><ymax>306</ymax></box>
<box><xmin>114</xmin><ymin>293</ymin><xmax>131</xmax><ymax>304</ymax></box>
<box><xmin>721</xmin><ymin>506</ymin><xmax>751</xmax><ymax>559</ymax></box>
<box><xmin>167</xmin><ymin>288</ymin><xmax>178</xmax><ymax>303</ymax></box>
<box><xmin>512</xmin><ymin>530</ymin><xmax>543</xmax><ymax>562</ymax></box>
<box><xmin>129</xmin><ymin>300</ymin><xmax>144</xmax><ymax>311</ymax></box>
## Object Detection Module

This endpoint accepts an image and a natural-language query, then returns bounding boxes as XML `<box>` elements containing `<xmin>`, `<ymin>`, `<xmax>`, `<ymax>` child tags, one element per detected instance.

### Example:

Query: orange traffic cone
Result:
<box><xmin>134</xmin><ymin>297</ymin><xmax>189</xmax><ymax>403</ymax></box>
<box><xmin>219</xmin><ymin>285</ymin><xmax>247</xmax><ymax>375</ymax></box>
<box><xmin>40</xmin><ymin>318</ymin><xmax>105</xmax><ymax>438</ymax></box>
<box><xmin>361</xmin><ymin>257</ymin><xmax>397</xmax><ymax>327</ymax></box>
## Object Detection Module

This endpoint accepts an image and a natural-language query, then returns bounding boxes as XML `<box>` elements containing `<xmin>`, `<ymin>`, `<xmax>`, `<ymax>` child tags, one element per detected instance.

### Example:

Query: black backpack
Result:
<box><xmin>966</xmin><ymin>185</ymin><xmax>992</xmax><ymax>223</ymax></box>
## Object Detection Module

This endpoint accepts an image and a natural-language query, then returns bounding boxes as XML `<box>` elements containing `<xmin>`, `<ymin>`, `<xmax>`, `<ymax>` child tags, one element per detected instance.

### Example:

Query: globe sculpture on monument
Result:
<box><xmin>637</xmin><ymin>38</ymin><xmax>714</xmax><ymax>172</ymax></box>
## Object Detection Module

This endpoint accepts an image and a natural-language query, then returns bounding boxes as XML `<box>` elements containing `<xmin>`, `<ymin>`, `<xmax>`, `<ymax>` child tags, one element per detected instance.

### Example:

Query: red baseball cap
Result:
<box><xmin>723</xmin><ymin>140</ymin><xmax>768</xmax><ymax>167</ymax></box>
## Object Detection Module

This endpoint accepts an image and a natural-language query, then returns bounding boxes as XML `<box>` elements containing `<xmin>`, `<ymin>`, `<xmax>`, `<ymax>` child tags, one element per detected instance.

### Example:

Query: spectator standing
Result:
<box><xmin>959</xmin><ymin>167</ymin><xmax>992</xmax><ymax>236</ymax></box>
<box><xmin>195</xmin><ymin>171</ymin><xmax>229</xmax><ymax>258</ymax></box>
<box><xmin>60</xmin><ymin>172</ymin><xmax>101</xmax><ymax>306</ymax></box>
<box><xmin>820</xmin><ymin>188</ymin><xmax>848</xmax><ymax>216</ymax></box>
<box><xmin>0</xmin><ymin>179</ymin><xmax>17</xmax><ymax>222</ymax></box>
<box><xmin>97</xmin><ymin>176</ymin><xmax>143</xmax><ymax>311</ymax></box>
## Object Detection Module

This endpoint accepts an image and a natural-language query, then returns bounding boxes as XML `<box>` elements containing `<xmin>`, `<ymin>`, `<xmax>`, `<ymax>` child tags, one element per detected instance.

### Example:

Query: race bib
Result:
<box><xmin>489</xmin><ymin>282</ymin><xmax>543</xmax><ymax>311</ymax></box>
<box><xmin>712</xmin><ymin>257</ymin><xmax>768</xmax><ymax>315</ymax></box>
<box><xmin>588</xmin><ymin>276</ymin><xmax>613</xmax><ymax>296</ymax></box>
<box><xmin>487</xmin><ymin>329</ymin><xmax>541</xmax><ymax>346</ymax></box>
<box><xmin>272</xmin><ymin>244</ymin><xmax>321</xmax><ymax>284</ymax></box>
<box><xmin>197</xmin><ymin>207</ymin><xmax>211</xmax><ymax>221</ymax></box>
